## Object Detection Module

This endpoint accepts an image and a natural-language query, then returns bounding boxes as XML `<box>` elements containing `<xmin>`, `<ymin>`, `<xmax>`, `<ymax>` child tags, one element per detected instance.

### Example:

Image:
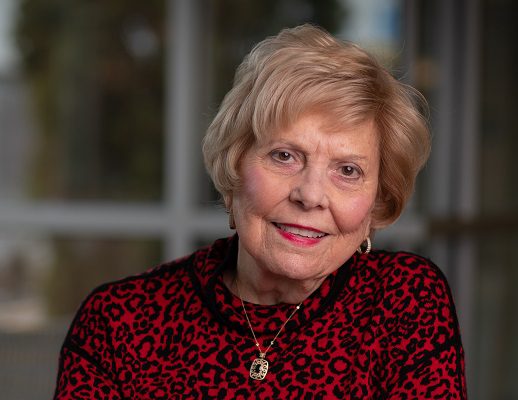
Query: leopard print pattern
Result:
<box><xmin>54</xmin><ymin>237</ymin><xmax>466</xmax><ymax>399</ymax></box>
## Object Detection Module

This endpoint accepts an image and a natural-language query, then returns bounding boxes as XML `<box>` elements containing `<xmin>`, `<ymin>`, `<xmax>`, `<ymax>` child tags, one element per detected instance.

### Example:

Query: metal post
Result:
<box><xmin>164</xmin><ymin>0</ymin><xmax>202</xmax><ymax>259</ymax></box>
<box><xmin>455</xmin><ymin>0</ymin><xmax>481</xmax><ymax>385</ymax></box>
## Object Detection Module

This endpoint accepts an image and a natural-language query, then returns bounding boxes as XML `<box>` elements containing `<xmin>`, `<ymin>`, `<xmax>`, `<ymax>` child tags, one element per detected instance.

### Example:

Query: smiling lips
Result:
<box><xmin>273</xmin><ymin>222</ymin><xmax>328</xmax><ymax>245</ymax></box>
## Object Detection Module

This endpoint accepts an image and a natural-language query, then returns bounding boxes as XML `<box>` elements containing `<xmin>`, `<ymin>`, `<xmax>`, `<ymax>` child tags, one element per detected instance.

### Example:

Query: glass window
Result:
<box><xmin>14</xmin><ymin>0</ymin><xmax>165</xmax><ymax>201</ymax></box>
<box><xmin>1</xmin><ymin>0</ymin><xmax>516</xmax><ymax>398</ymax></box>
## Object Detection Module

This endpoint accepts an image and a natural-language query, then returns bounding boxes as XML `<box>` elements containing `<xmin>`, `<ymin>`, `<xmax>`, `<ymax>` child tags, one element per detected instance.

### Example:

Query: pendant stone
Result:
<box><xmin>250</xmin><ymin>354</ymin><xmax>269</xmax><ymax>380</ymax></box>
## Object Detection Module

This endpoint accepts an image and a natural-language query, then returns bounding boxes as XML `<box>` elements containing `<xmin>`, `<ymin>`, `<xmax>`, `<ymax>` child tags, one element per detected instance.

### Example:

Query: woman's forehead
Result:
<box><xmin>255</xmin><ymin>113</ymin><xmax>377</xmax><ymax>144</ymax></box>
<box><xmin>254</xmin><ymin>115</ymin><xmax>379</xmax><ymax>157</ymax></box>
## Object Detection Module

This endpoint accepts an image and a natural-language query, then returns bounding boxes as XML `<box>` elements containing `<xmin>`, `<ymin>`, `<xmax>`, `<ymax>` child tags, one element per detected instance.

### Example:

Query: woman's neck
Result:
<box><xmin>223</xmin><ymin>266</ymin><xmax>326</xmax><ymax>305</ymax></box>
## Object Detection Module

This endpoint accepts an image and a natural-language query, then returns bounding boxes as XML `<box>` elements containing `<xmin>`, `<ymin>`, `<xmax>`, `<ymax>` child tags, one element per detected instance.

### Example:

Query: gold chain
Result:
<box><xmin>236</xmin><ymin>280</ymin><xmax>302</xmax><ymax>378</ymax></box>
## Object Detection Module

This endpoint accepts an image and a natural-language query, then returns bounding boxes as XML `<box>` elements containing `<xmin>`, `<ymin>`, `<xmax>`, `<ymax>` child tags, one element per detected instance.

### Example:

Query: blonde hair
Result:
<box><xmin>203</xmin><ymin>24</ymin><xmax>430</xmax><ymax>229</ymax></box>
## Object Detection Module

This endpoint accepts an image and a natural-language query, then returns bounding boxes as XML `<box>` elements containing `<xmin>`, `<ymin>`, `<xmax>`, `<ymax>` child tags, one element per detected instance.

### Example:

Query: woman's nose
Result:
<box><xmin>289</xmin><ymin>168</ymin><xmax>329</xmax><ymax>210</ymax></box>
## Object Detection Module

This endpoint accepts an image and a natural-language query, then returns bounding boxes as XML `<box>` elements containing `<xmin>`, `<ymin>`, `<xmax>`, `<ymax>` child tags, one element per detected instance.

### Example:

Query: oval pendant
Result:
<box><xmin>250</xmin><ymin>357</ymin><xmax>269</xmax><ymax>380</ymax></box>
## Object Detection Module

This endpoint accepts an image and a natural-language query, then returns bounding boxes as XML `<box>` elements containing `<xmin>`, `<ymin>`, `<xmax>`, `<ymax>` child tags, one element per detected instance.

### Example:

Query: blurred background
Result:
<box><xmin>0</xmin><ymin>0</ymin><xmax>516</xmax><ymax>398</ymax></box>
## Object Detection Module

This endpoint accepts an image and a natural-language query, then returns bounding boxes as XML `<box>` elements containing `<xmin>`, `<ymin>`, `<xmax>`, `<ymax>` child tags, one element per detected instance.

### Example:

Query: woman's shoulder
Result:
<box><xmin>356</xmin><ymin>250</ymin><xmax>455</xmax><ymax>310</ymax></box>
<box><xmin>70</xmin><ymin>237</ymin><xmax>234</xmax><ymax>321</ymax></box>
<box><xmin>91</xmin><ymin>253</ymin><xmax>195</xmax><ymax>300</ymax></box>
<box><xmin>365</xmin><ymin>249</ymin><xmax>447</xmax><ymax>284</ymax></box>
<box><xmin>61</xmin><ymin>247</ymin><xmax>210</xmax><ymax>349</ymax></box>
<box><xmin>357</xmin><ymin>250</ymin><xmax>459</xmax><ymax>325</ymax></box>
<box><xmin>71</xmin><ymin>246</ymin><xmax>212</xmax><ymax>320</ymax></box>
<box><xmin>349</xmin><ymin>253</ymin><xmax>465</xmax><ymax>397</ymax></box>
<box><xmin>57</xmin><ymin>247</ymin><xmax>212</xmax><ymax>375</ymax></box>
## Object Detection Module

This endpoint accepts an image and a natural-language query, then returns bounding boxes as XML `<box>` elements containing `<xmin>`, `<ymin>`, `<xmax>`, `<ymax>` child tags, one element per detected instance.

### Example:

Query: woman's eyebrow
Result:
<box><xmin>335</xmin><ymin>154</ymin><xmax>369</xmax><ymax>162</ymax></box>
<box><xmin>264</xmin><ymin>139</ymin><xmax>371</xmax><ymax>161</ymax></box>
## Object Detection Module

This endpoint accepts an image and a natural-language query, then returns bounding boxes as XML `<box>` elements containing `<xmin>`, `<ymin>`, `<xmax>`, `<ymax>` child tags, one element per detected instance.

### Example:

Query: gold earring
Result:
<box><xmin>228</xmin><ymin>209</ymin><xmax>236</xmax><ymax>230</ymax></box>
<box><xmin>356</xmin><ymin>237</ymin><xmax>371</xmax><ymax>254</ymax></box>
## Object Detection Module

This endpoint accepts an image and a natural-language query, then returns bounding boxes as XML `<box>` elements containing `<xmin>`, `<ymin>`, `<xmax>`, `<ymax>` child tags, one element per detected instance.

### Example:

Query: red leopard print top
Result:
<box><xmin>54</xmin><ymin>236</ymin><xmax>467</xmax><ymax>399</ymax></box>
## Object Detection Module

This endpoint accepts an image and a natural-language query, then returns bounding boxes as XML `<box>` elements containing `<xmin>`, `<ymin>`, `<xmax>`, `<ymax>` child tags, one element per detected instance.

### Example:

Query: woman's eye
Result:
<box><xmin>272</xmin><ymin>151</ymin><xmax>293</xmax><ymax>162</ymax></box>
<box><xmin>340</xmin><ymin>165</ymin><xmax>361</xmax><ymax>178</ymax></box>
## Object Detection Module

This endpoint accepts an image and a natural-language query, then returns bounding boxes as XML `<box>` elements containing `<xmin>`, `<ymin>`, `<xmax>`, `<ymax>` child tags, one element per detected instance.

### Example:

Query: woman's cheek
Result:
<box><xmin>334</xmin><ymin>193</ymin><xmax>375</xmax><ymax>232</ymax></box>
<box><xmin>238</xmin><ymin>163</ymin><xmax>277</xmax><ymax>214</ymax></box>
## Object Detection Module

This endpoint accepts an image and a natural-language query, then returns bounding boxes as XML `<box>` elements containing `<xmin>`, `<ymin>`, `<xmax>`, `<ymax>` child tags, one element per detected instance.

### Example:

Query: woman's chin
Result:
<box><xmin>262</xmin><ymin>255</ymin><xmax>333</xmax><ymax>282</ymax></box>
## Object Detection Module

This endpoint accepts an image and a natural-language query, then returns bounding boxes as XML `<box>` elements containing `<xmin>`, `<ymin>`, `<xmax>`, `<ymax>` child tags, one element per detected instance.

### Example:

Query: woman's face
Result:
<box><xmin>232</xmin><ymin>113</ymin><xmax>380</xmax><ymax>283</ymax></box>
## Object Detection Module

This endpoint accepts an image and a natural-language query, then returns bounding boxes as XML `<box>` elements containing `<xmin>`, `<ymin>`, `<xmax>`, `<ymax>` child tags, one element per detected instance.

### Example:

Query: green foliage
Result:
<box><xmin>15</xmin><ymin>0</ymin><xmax>165</xmax><ymax>200</ymax></box>
<box><xmin>15</xmin><ymin>1</ymin><xmax>166</xmax><ymax>315</ymax></box>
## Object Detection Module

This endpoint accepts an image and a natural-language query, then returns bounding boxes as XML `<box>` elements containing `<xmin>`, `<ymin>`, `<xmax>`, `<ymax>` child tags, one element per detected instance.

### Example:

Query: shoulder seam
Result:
<box><xmin>59</xmin><ymin>254</ymin><xmax>196</xmax><ymax>365</ymax></box>
<box><xmin>59</xmin><ymin>341</ymin><xmax>121</xmax><ymax>389</ymax></box>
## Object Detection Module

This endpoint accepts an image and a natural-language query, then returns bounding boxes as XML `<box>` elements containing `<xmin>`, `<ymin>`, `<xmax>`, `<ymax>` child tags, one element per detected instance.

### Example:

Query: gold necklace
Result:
<box><xmin>236</xmin><ymin>281</ymin><xmax>303</xmax><ymax>380</ymax></box>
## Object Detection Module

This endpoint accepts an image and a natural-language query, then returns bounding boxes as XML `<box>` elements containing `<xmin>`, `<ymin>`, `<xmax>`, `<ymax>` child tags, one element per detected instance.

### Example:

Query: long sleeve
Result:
<box><xmin>53</xmin><ymin>288</ymin><xmax>122</xmax><ymax>400</ymax></box>
<box><xmin>54</xmin><ymin>346</ymin><xmax>122</xmax><ymax>399</ymax></box>
<box><xmin>375</xmin><ymin>254</ymin><xmax>467</xmax><ymax>399</ymax></box>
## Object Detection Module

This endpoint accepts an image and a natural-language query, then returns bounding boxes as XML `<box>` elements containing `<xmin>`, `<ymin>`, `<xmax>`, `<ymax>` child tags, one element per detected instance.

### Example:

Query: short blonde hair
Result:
<box><xmin>203</xmin><ymin>24</ymin><xmax>430</xmax><ymax>229</ymax></box>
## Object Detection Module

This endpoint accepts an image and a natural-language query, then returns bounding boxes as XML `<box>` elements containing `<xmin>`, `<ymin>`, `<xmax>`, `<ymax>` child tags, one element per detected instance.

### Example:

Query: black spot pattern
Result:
<box><xmin>54</xmin><ymin>236</ymin><xmax>467</xmax><ymax>399</ymax></box>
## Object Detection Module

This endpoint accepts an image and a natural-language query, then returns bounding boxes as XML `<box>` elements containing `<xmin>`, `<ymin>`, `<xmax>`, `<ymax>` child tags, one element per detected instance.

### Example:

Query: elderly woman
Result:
<box><xmin>54</xmin><ymin>25</ymin><xmax>466</xmax><ymax>399</ymax></box>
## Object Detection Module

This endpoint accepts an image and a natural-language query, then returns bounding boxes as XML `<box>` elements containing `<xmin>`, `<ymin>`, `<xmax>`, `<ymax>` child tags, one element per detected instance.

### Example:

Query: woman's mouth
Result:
<box><xmin>273</xmin><ymin>222</ymin><xmax>328</xmax><ymax>240</ymax></box>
